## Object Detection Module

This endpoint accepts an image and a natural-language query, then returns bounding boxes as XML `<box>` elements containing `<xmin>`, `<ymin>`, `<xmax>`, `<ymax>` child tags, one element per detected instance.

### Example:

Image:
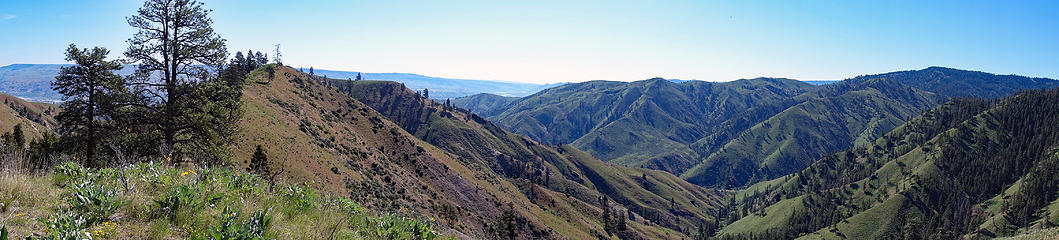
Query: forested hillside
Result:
<box><xmin>858</xmin><ymin>66</ymin><xmax>1059</xmax><ymax>99</ymax></box>
<box><xmin>717</xmin><ymin>88</ymin><xmax>1059</xmax><ymax>239</ymax></box>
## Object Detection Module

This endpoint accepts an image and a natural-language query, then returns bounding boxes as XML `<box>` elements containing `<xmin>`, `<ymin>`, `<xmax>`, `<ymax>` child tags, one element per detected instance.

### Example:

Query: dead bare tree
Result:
<box><xmin>110</xmin><ymin>141</ymin><xmax>133</xmax><ymax>191</ymax></box>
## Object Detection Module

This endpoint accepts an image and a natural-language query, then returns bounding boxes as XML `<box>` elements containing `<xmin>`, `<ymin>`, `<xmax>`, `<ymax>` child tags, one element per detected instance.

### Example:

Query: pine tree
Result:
<box><xmin>255</xmin><ymin>52</ymin><xmax>266</xmax><ymax>66</ymax></box>
<box><xmin>10</xmin><ymin>124</ymin><xmax>24</xmax><ymax>149</ymax></box>
<box><xmin>1</xmin><ymin>131</ymin><xmax>9</xmax><ymax>149</ymax></box>
<box><xmin>28</xmin><ymin>131</ymin><xmax>61</xmax><ymax>171</ymax></box>
<box><xmin>248</xmin><ymin>145</ymin><xmax>270</xmax><ymax>176</ymax></box>
<box><xmin>309</xmin><ymin>67</ymin><xmax>314</xmax><ymax>76</ymax></box>
<box><xmin>232</xmin><ymin>51</ymin><xmax>245</xmax><ymax>68</ymax></box>
<box><xmin>246</xmin><ymin>50</ymin><xmax>256</xmax><ymax>68</ymax></box>
<box><xmin>124</xmin><ymin>0</ymin><xmax>241</xmax><ymax>164</ymax></box>
<box><xmin>423</xmin><ymin>88</ymin><xmax>429</xmax><ymax>99</ymax></box>
<box><xmin>266</xmin><ymin>66</ymin><xmax>275</xmax><ymax>82</ymax></box>
<box><xmin>355</xmin><ymin>72</ymin><xmax>362</xmax><ymax>81</ymax></box>
<box><xmin>53</xmin><ymin>44</ymin><xmax>126</xmax><ymax>167</ymax></box>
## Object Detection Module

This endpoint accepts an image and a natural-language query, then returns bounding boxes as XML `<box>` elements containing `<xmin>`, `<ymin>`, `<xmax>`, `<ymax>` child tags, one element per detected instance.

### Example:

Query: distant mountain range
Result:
<box><xmin>453</xmin><ymin>67</ymin><xmax>1059</xmax><ymax>188</ymax></box>
<box><xmin>308</xmin><ymin>68</ymin><xmax>566</xmax><ymax>99</ymax></box>
<box><xmin>0</xmin><ymin>64</ymin><xmax>564</xmax><ymax>102</ymax></box>
<box><xmin>0</xmin><ymin>64</ymin><xmax>136</xmax><ymax>103</ymax></box>
<box><xmin>1</xmin><ymin>64</ymin><xmax>845</xmax><ymax>103</ymax></box>
<box><xmin>801</xmin><ymin>80</ymin><xmax>839</xmax><ymax>85</ymax></box>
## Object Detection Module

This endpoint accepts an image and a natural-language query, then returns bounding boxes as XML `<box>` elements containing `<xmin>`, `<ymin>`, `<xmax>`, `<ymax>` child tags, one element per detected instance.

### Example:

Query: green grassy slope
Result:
<box><xmin>455</xmin><ymin>67</ymin><xmax>1059</xmax><ymax>190</ymax></box>
<box><xmin>468</xmin><ymin>77</ymin><xmax>813</xmax><ymax>176</ymax></box>
<box><xmin>339</xmin><ymin>78</ymin><xmax>729</xmax><ymax>239</ymax></box>
<box><xmin>716</xmin><ymin>89</ymin><xmax>1059</xmax><ymax>239</ymax></box>
<box><xmin>682</xmin><ymin>78</ymin><xmax>946</xmax><ymax>188</ymax></box>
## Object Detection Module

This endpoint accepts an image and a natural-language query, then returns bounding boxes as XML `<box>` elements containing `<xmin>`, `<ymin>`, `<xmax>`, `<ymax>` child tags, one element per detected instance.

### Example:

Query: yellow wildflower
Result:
<box><xmin>15</xmin><ymin>213</ymin><xmax>25</xmax><ymax>217</ymax></box>
<box><xmin>89</xmin><ymin>221</ymin><xmax>117</xmax><ymax>237</ymax></box>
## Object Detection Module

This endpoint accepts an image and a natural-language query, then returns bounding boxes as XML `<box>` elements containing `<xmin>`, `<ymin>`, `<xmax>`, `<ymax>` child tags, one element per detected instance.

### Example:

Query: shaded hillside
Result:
<box><xmin>236</xmin><ymin>65</ymin><xmax>726</xmax><ymax>239</ymax></box>
<box><xmin>467</xmin><ymin>78</ymin><xmax>813</xmax><ymax>176</ymax></box>
<box><xmin>236</xmin><ymin>65</ymin><xmax>552</xmax><ymax>238</ymax></box>
<box><xmin>456</xmin><ymin>67</ymin><xmax>1059</xmax><ymax>188</ymax></box>
<box><xmin>718</xmin><ymin>89</ymin><xmax>1059</xmax><ymax>239</ymax></box>
<box><xmin>449</xmin><ymin>93</ymin><xmax>519</xmax><ymax>117</ymax></box>
<box><xmin>0</xmin><ymin>91</ymin><xmax>58</xmax><ymax>139</ymax></box>
<box><xmin>337</xmin><ymin>78</ymin><xmax>728</xmax><ymax>239</ymax></box>
<box><xmin>682</xmin><ymin>78</ymin><xmax>945</xmax><ymax>187</ymax></box>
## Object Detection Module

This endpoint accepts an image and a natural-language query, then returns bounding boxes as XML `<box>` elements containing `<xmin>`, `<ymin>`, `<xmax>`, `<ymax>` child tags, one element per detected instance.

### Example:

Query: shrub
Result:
<box><xmin>225</xmin><ymin>172</ymin><xmax>259</xmax><ymax>195</ymax></box>
<box><xmin>138</xmin><ymin>161</ymin><xmax>176</xmax><ymax>192</ymax></box>
<box><xmin>27</xmin><ymin>211</ymin><xmax>90</xmax><ymax>240</ymax></box>
<box><xmin>284</xmin><ymin>184</ymin><xmax>316</xmax><ymax>212</ymax></box>
<box><xmin>366</xmin><ymin>215</ymin><xmax>437</xmax><ymax>240</ymax></box>
<box><xmin>154</xmin><ymin>184</ymin><xmax>207</xmax><ymax>222</ymax></box>
<box><xmin>67</xmin><ymin>182</ymin><xmax>127</xmax><ymax>225</ymax></box>
<box><xmin>94</xmin><ymin>168</ymin><xmax>122</xmax><ymax>186</ymax></box>
<box><xmin>204</xmin><ymin>206</ymin><xmax>273</xmax><ymax>240</ymax></box>
<box><xmin>53</xmin><ymin>162</ymin><xmax>88</xmax><ymax>187</ymax></box>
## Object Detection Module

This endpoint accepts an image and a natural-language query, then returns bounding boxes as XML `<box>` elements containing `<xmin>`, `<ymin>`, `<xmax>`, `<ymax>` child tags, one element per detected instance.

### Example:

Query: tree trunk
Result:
<box><xmin>87</xmin><ymin>84</ymin><xmax>97</xmax><ymax>167</ymax></box>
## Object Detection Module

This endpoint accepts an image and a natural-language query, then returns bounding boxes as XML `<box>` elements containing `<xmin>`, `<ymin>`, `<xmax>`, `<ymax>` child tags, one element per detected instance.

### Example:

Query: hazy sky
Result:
<box><xmin>1</xmin><ymin>0</ymin><xmax>1057</xmax><ymax>83</ymax></box>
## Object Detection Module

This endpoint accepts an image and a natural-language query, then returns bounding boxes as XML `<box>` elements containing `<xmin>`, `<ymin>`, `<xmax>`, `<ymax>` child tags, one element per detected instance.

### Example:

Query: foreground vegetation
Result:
<box><xmin>0</xmin><ymin>161</ymin><xmax>443</xmax><ymax>239</ymax></box>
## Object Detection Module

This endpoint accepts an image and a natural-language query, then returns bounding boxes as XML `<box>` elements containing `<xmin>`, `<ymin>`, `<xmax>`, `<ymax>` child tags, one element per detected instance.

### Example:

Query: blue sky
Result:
<box><xmin>1</xmin><ymin>0</ymin><xmax>1057</xmax><ymax>84</ymax></box>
